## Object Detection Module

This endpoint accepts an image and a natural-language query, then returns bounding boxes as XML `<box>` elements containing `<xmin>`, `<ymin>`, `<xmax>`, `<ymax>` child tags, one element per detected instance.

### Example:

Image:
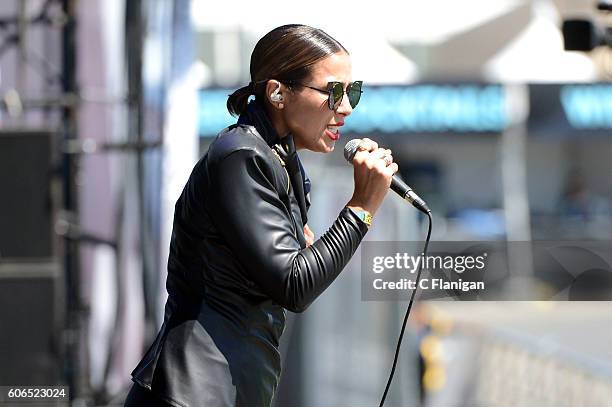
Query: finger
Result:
<box><xmin>367</xmin><ymin>149</ymin><xmax>390</xmax><ymax>169</ymax></box>
<box><xmin>370</xmin><ymin>147</ymin><xmax>388</xmax><ymax>159</ymax></box>
<box><xmin>373</xmin><ymin>156</ymin><xmax>389</xmax><ymax>173</ymax></box>
<box><xmin>307</xmin><ymin>229</ymin><xmax>314</xmax><ymax>239</ymax></box>
<box><xmin>385</xmin><ymin>162</ymin><xmax>399</xmax><ymax>176</ymax></box>
<box><xmin>358</xmin><ymin>138</ymin><xmax>378</xmax><ymax>152</ymax></box>
<box><xmin>352</xmin><ymin>149</ymin><xmax>370</xmax><ymax>164</ymax></box>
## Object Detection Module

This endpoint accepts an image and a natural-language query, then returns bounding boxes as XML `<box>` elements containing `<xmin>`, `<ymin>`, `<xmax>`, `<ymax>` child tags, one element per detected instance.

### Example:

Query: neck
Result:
<box><xmin>264</xmin><ymin>103</ymin><xmax>290</xmax><ymax>140</ymax></box>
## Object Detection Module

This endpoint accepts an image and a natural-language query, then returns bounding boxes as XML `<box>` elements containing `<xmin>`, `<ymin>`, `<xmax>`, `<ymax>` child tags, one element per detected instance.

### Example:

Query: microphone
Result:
<box><xmin>344</xmin><ymin>139</ymin><xmax>431</xmax><ymax>214</ymax></box>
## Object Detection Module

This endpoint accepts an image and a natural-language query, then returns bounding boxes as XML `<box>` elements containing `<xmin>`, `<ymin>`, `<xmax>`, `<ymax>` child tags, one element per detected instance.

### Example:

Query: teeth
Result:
<box><xmin>327</xmin><ymin>127</ymin><xmax>339</xmax><ymax>134</ymax></box>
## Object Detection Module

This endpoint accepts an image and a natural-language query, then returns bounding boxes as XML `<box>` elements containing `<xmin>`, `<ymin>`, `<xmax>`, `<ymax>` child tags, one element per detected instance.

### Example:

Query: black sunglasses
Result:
<box><xmin>289</xmin><ymin>81</ymin><xmax>363</xmax><ymax>110</ymax></box>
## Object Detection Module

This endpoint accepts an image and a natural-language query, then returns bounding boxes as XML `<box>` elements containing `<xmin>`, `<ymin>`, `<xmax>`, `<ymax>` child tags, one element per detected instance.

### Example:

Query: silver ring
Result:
<box><xmin>383</xmin><ymin>155</ymin><xmax>392</xmax><ymax>166</ymax></box>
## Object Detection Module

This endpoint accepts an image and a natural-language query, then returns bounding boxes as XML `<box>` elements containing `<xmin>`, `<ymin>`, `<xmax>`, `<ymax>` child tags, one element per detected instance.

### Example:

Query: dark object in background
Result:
<box><xmin>0</xmin><ymin>131</ymin><xmax>54</xmax><ymax>259</ymax></box>
<box><xmin>0</xmin><ymin>261</ymin><xmax>64</xmax><ymax>385</ymax></box>
<box><xmin>562</xmin><ymin>19</ymin><xmax>602</xmax><ymax>51</ymax></box>
<box><xmin>597</xmin><ymin>0</ymin><xmax>612</xmax><ymax>12</ymax></box>
<box><xmin>562</xmin><ymin>1</ymin><xmax>612</xmax><ymax>52</ymax></box>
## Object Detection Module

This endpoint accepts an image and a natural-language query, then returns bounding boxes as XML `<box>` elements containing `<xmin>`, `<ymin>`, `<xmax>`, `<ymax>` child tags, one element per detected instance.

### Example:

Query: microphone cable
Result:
<box><xmin>379</xmin><ymin>210</ymin><xmax>433</xmax><ymax>407</ymax></box>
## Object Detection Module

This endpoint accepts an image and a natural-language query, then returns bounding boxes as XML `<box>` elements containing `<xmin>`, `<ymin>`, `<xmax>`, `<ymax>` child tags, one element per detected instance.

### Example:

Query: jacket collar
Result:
<box><xmin>237</xmin><ymin>99</ymin><xmax>282</xmax><ymax>148</ymax></box>
<box><xmin>237</xmin><ymin>99</ymin><xmax>311</xmax><ymax>224</ymax></box>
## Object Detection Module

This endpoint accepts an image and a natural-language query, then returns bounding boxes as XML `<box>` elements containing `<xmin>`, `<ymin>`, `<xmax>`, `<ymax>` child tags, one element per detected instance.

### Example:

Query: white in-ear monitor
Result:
<box><xmin>270</xmin><ymin>83</ymin><xmax>283</xmax><ymax>102</ymax></box>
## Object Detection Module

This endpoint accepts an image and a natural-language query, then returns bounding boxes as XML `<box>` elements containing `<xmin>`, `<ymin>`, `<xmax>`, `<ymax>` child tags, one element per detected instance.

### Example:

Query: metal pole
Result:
<box><xmin>125</xmin><ymin>0</ymin><xmax>156</xmax><ymax>343</ymax></box>
<box><xmin>16</xmin><ymin>0</ymin><xmax>27</xmax><ymax>114</ymax></box>
<box><xmin>60</xmin><ymin>0</ymin><xmax>91</xmax><ymax>403</ymax></box>
<box><xmin>500</xmin><ymin>84</ymin><xmax>535</xmax><ymax>299</ymax></box>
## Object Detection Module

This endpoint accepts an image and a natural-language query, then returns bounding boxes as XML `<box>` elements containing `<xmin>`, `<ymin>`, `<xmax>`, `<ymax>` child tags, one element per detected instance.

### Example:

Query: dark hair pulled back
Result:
<box><xmin>227</xmin><ymin>24</ymin><xmax>348</xmax><ymax>117</ymax></box>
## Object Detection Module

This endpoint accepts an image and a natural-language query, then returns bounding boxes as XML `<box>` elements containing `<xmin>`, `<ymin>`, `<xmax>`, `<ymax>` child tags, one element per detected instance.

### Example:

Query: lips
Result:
<box><xmin>325</xmin><ymin>122</ymin><xmax>343</xmax><ymax>141</ymax></box>
<box><xmin>325</xmin><ymin>128</ymin><xmax>340</xmax><ymax>141</ymax></box>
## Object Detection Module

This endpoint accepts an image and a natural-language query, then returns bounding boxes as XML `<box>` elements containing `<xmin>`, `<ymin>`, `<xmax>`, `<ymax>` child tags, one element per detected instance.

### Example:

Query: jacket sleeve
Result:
<box><xmin>207</xmin><ymin>148</ymin><xmax>368</xmax><ymax>313</ymax></box>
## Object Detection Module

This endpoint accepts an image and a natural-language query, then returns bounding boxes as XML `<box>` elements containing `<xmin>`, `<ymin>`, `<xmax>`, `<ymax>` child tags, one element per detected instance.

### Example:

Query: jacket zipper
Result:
<box><xmin>271</xmin><ymin>146</ymin><xmax>300</xmax><ymax>238</ymax></box>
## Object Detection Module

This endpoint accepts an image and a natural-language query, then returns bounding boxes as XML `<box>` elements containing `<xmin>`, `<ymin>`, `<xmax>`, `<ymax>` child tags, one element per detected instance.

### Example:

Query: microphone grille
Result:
<box><xmin>343</xmin><ymin>139</ymin><xmax>362</xmax><ymax>162</ymax></box>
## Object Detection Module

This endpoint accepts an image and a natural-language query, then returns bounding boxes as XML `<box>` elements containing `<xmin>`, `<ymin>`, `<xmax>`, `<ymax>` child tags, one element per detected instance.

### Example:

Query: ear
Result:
<box><xmin>266</xmin><ymin>80</ymin><xmax>285</xmax><ymax>108</ymax></box>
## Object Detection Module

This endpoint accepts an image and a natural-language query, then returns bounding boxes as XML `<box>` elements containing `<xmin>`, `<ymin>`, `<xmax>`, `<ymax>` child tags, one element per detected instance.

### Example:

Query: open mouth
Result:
<box><xmin>325</xmin><ymin>126</ymin><xmax>340</xmax><ymax>141</ymax></box>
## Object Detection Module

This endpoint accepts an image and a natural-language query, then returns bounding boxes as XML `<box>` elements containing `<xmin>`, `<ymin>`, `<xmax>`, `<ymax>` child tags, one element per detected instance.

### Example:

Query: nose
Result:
<box><xmin>336</xmin><ymin>92</ymin><xmax>353</xmax><ymax>117</ymax></box>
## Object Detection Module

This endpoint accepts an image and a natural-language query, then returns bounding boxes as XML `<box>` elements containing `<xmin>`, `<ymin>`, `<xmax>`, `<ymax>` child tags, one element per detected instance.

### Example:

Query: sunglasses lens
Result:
<box><xmin>348</xmin><ymin>81</ymin><xmax>362</xmax><ymax>108</ymax></box>
<box><xmin>330</xmin><ymin>82</ymin><xmax>344</xmax><ymax>110</ymax></box>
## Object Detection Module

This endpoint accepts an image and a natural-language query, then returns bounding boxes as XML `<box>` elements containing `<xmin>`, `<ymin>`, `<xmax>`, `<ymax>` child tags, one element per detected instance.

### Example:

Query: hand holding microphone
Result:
<box><xmin>344</xmin><ymin>138</ymin><xmax>430</xmax><ymax>215</ymax></box>
<box><xmin>344</xmin><ymin>138</ymin><xmax>399</xmax><ymax>217</ymax></box>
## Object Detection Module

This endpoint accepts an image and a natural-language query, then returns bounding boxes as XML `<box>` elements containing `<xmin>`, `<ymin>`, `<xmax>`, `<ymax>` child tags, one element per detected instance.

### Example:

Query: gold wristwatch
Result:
<box><xmin>348</xmin><ymin>207</ymin><xmax>373</xmax><ymax>227</ymax></box>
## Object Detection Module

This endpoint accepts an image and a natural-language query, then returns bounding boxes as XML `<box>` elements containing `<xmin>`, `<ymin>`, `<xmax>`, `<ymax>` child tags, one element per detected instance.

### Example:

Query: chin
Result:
<box><xmin>304</xmin><ymin>140</ymin><xmax>334</xmax><ymax>153</ymax></box>
<box><xmin>320</xmin><ymin>141</ymin><xmax>335</xmax><ymax>153</ymax></box>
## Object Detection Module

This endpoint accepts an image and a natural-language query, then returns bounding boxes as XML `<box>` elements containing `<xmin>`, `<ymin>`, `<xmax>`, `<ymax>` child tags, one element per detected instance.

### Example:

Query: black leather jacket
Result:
<box><xmin>131</xmin><ymin>100</ymin><xmax>368</xmax><ymax>407</ymax></box>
